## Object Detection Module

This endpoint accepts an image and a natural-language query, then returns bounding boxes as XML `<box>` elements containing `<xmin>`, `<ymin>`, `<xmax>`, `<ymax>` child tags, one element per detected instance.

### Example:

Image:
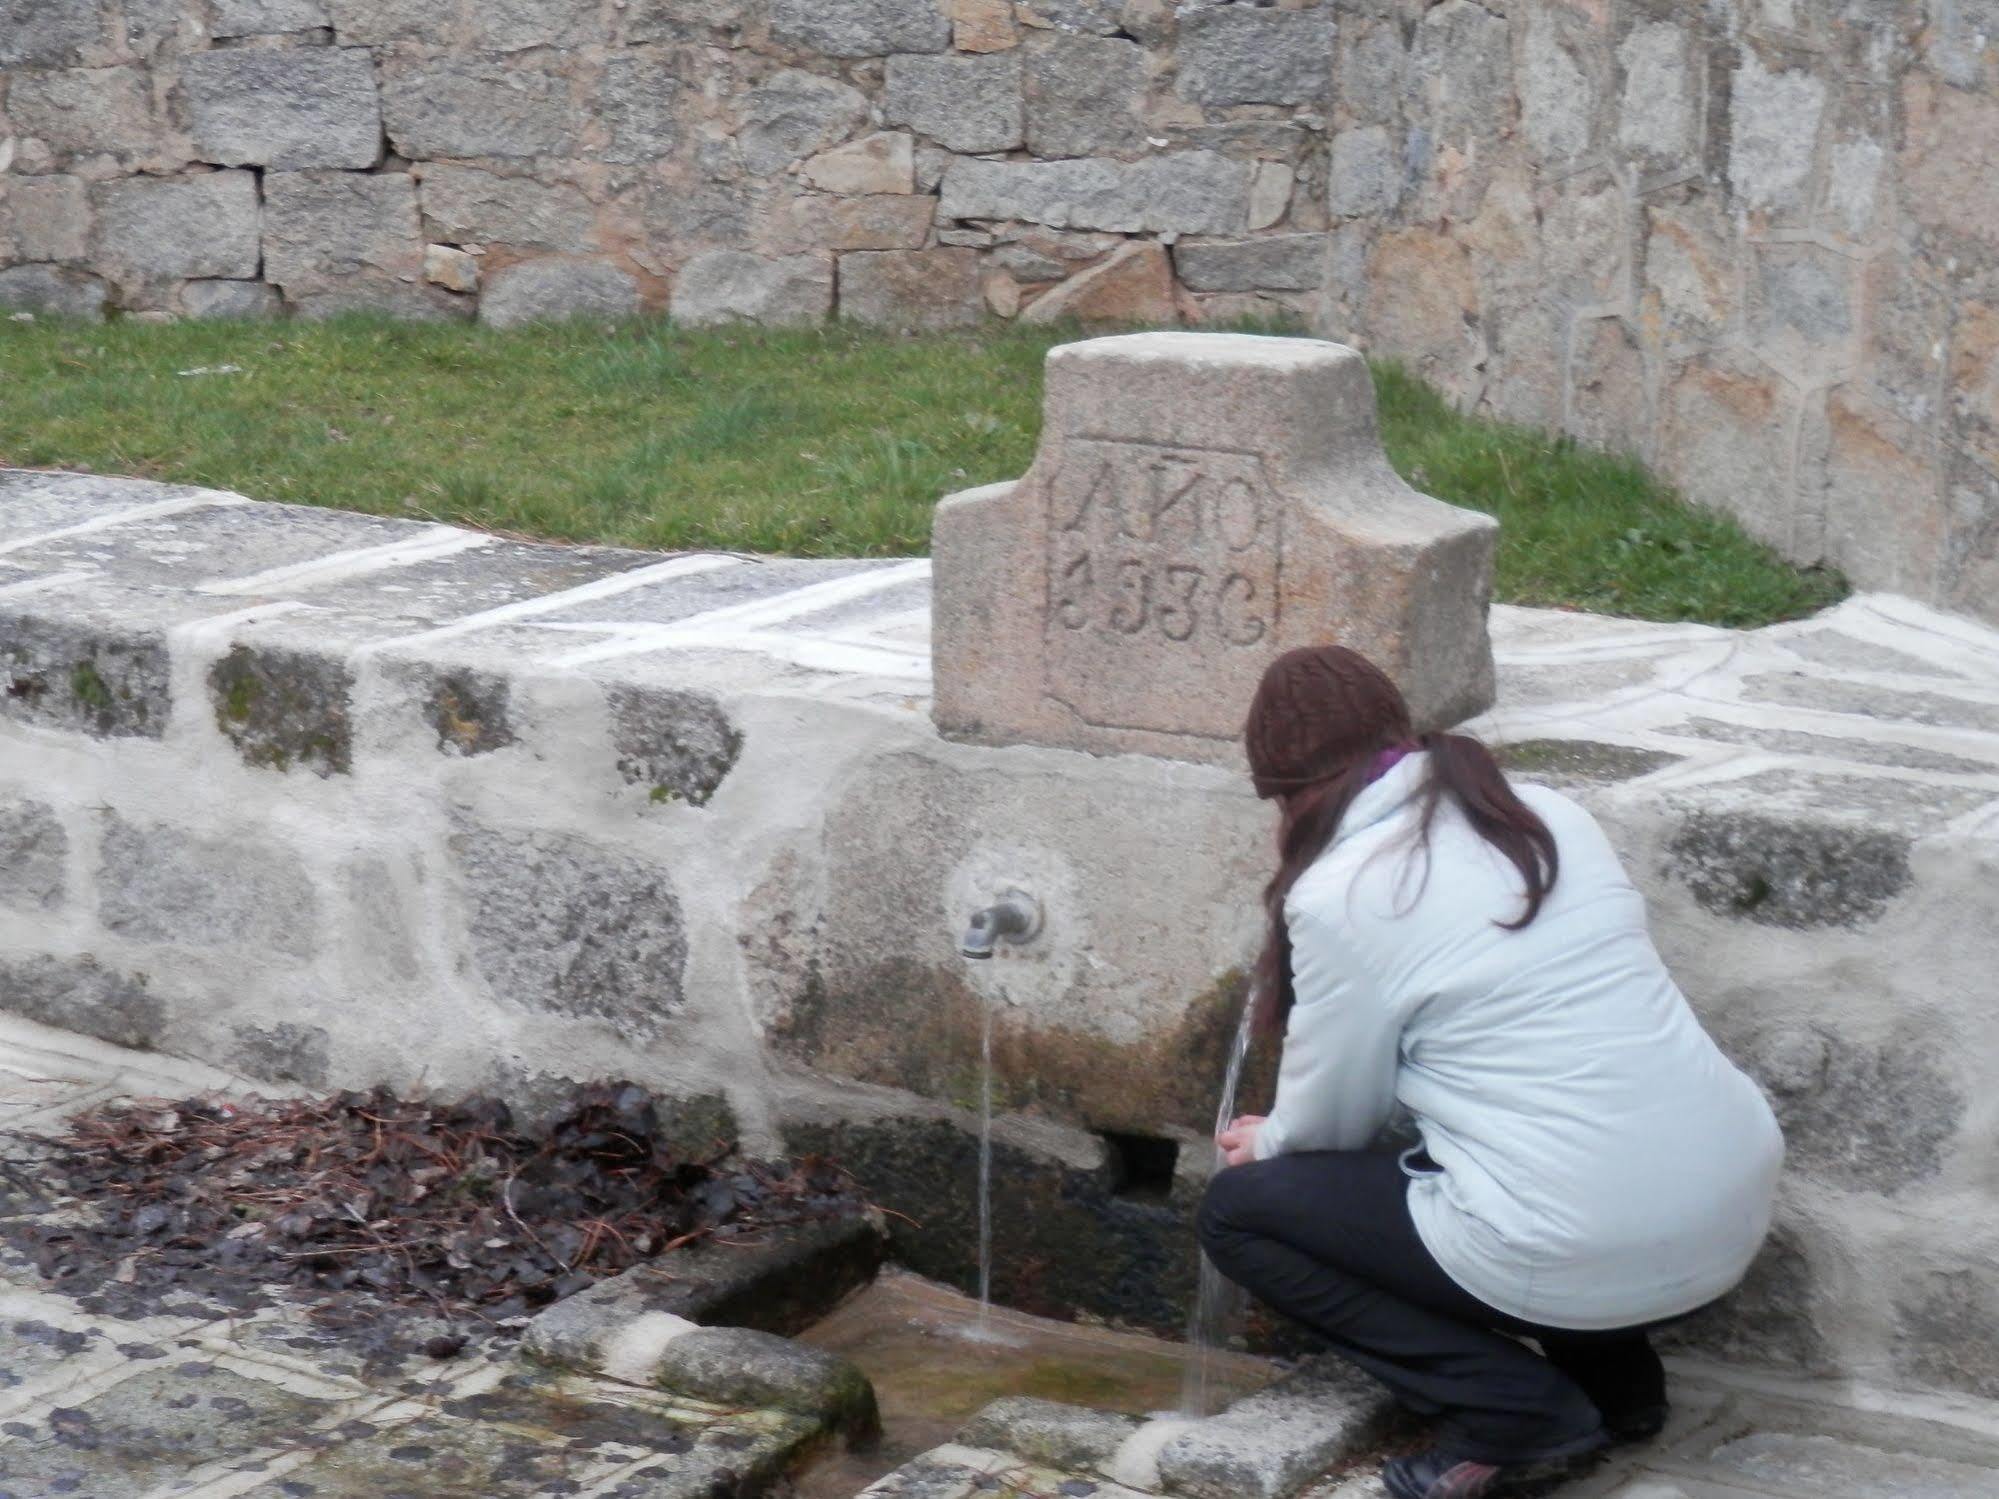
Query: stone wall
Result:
<box><xmin>1</xmin><ymin>2</ymin><xmax>1996</xmax><ymax>621</ymax></box>
<box><xmin>6</xmin><ymin>468</ymin><xmax>1999</xmax><ymax>1404</ymax></box>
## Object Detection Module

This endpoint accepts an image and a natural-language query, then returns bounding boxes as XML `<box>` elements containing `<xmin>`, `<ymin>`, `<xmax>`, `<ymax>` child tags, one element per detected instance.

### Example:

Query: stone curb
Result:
<box><xmin>954</xmin><ymin>1355</ymin><xmax>1398</xmax><ymax>1499</ymax></box>
<box><xmin>523</xmin><ymin>1210</ymin><xmax>888</xmax><ymax>1372</ymax></box>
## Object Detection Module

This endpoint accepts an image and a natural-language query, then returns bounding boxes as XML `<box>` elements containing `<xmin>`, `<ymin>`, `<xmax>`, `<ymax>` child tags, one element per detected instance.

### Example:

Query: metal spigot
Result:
<box><xmin>961</xmin><ymin>895</ymin><xmax>1038</xmax><ymax>960</ymax></box>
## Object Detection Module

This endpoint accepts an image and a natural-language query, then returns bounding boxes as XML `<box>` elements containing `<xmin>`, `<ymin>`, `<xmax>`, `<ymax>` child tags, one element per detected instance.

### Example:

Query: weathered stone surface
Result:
<box><xmin>739</xmin><ymin>68</ymin><xmax>871</xmax><ymax>176</ymax></box>
<box><xmin>1021</xmin><ymin>240</ymin><xmax>1173</xmax><ymax>324</ymax></box>
<box><xmin>1899</xmin><ymin>72</ymin><xmax>1999</xmax><ymax>244</ymax></box>
<box><xmin>207</xmin><ymin>641</ymin><xmax>353</xmax><ymax>776</ymax></box>
<box><xmin>421</xmin><ymin>668</ymin><xmax>515</xmax><ymax>755</ymax></box>
<box><xmin>1662</xmin><ymin>1224</ymin><xmax>1837</xmax><ymax>1374</ymax></box>
<box><xmin>263</xmin><ymin>169</ymin><xmax>422</xmax><ymax>296</ymax></box>
<box><xmin>951</xmin><ymin>0</ymin><xmax>1017</xmax><ymax>52</ymax></box>
<box><xmin>1642</xmin><ymin>196</ymin><xmax>1736</xmax><ymax>347</ymax></box>
<box><xmin>623</xmin><ymin>0</ymin><xmax>750</xmax><ymax>43</ymax></box>
<box><xmin>1175</xmin><ymin>235</ymin><xmax>1325</xmax><ymax>294</ymax></box>
<box><xmin>1338</xmin><ymin>20</ymin><xmax>1406</xmax><ymax>125</ymax></box>
<box><xmin>0</xmin><ymin>955</ymin><xmax>164</xmax><ymax>1050</ymax></box>
<box><xmin>1811</xmin><ymin>390</ymin><xmax>1941</xmax><ymax>597</ymax></box>
<box><xmin>1327</xmin><ymin>126</ymin><xmax>1398</xmax><ymax>218</ymax></box>
<box><xmin>939</xmin><ymin>153</ymin><xmax>1253</xmax><ymax>236</ymax></box>
<box><xmin>958</xmin><ymin>1398</ymin><xmax>1142</xmax><ymax>1472</ymax></box>
<box><xmin>840</xmin><ymin>247</ymin><xmax>982</xmax><ymax>329</ymax></box>
<box><xmin>769</xmin><ymin>0</ymin><xmax>950</xmax><ymax>57</ymax></box>
<box><xmin>92</xmin><ymin>172</ymin><xmax>259</xmax><ymax>286</ymax></box>
<box><xmin>1175</xmin><ymin>5</ymin><xmax>1334</xmax><ymax>106</ymax></box>
<box><xmin>294</xmin><ymin>281</ymin><xmax>468</xmax><ymax>321</ymax></box>
<box><xmin>469</xmin><ymin>0</ymin><xmax>602</xmax><ymax>51</ymax></box>
<box><xmin>3</xmin><ymin>175</ymin><xmax>89</xmax><ymax>262</ymax></box>
<box><xmin>1730</xmin><ymin>48</ymin><xmax>1825</xmax><ymax>212</ymax></box>
<box><xmin>1024</xmin><ymin>33</ymin><xmax>1146</xmax><ymax>158</ymax></box>
<box><xmin>0</xmin><ymin>801</ymin><xmax>67</xmax><ymax>911</ymax></box>
<box><xmin>1698</xmin><ymin>1428</ymin><xmax>1999</xmax><ymax>1495</ymax></box>
<box><xmin>0</xmin><ymin>263</ymin><xmax>108</xmax><ymax>319</ymax></box>
<box><xmin>598</xmin><ymin>52</ymin><xmax>684</xmax><ymax>163</ymax></box>
<box><xmin>1659</xmin><ymin>353</ymin><xmax>1796</xmax><ymax>550</ymax></box>
<box><xmin>1568</xmin><ymin>316</ymin><xmax>1649</xmax><ymax>454</ymax></box>
<box><xmin>229</xmin><ymin>1020</ymin><xmax>332</xmax><ymax>1087</ymax></box>
<box><xmin>1248</xmin><ymin>160</ymin><xmax>1293</xmax><ymax>230</ymax></box>
<box><xmin>1666</xmin><ymin>810</ymin><xmax>1910</xmax><ymax>929</ymax></box>
<box><xmin>0</xmin><ymin>613</ymin><xmax>167</xmax><ymax>735</ymax></box>
<box><xmin>381</xmin><ymin>58</ymin><xmax>577</xmax><ymax>160</ymax></box>
<box><xmin>424</xmin><ymin>242</ymin><xmax>480</xmax><ymax>293</ymax></box>
<box><xmin>604</xmin><ymin>684</ymin><xmax>742</xmax><ymax>806</ymax></box>
<box><xmin>885</xmin><ymin>52</ymin><xmax>1024</xmax><ymax>154</ymax></box>
<box><xmin>672</xmin><ymin>249</ymin><xmax>834</xmax><ymax>325</ymax></box>
<box><xmin>418</xmin><ymin>165</ymin><xmax>596</xmax><ymax>253</ymax></box>
<box><xmin>326</xmin><ymin>0</ymin><xmax>435</xmax><ymax>44</ymax></box>
<box><xmin>0</xmin><ymin>1364</ymin><xmax>342</xmax><ymax>1493</ymax></box>
<box><xmin>652</xmin><ymin>1327</ymin><xmax>880</xmax><ymax>1438</ymax></box>
<box><xmin>932</xmin><ymin>333</ymin><xmax>1497</xmax><ymax>763</ymax></box>
<box><xmin>6</xmin><ymin>65</ymin><xmax>162</xmax><ymax>167</ymax></box>
<box><xmin>481</xmin><ymin>258</ymin><xmax>639</xmax><ymax>327</ymax></box>
<box><xmin>0</xmin><ymin>0</ymin><xmax>101</xmax><ymax>66</ymax></box>
<box><xmin>182</xmin><ymin>47</ymin><xmax>381</xmax><ymax>170</ymax></box>
<box><xmin>1018</xmin><ymin>0</ymin><xmax>1121</xmax><ymax>33</ymax></box>
<box><xmin>1748</xmin><ymin>242</ymin><xmax>1853</xmax><ymax>365</ymax></box>
<box><xmin>210</xmin><ymin>0</ymin><xmax>329</xmax><ymax>36</ymax></box>
<box><xmin>1727</xmin><ymin>1021</ymin><xmax>1963</xmax><ymax>1194</ymax></box>
<box><xmin>180</xmin><ymin>278</ymin><xmax>281</xmax><ymax>319</ymax></box>
<box><xmin>1616</xmin><ymin>20</ymin><xmax>1696</xmax><ymax>161</ymax></box>
<box><xmin>1363</xmin><ymin>226</ymin><xmax>1482</xmax><ymax>402</ymax></box>
<box><xmin>450</xmin><ymin>824</ymin><xmax>688</xmax><ymax>1038</ymax></box>
<box><xmin>99</xmin><ymin>813</ymin><xmax>319</xmax><ymax>958</ymax></box>
<box><xmin>1156</xmin><ymin>1357</ymin><xmax>1393</xmax><ymax>1499</ymax></box>
<box><xmin>803</xmin><ymin>132</ymin><xmax>916</xmax><ymax>196</ymax></box>
<box><xmin>1521</xmin><ymin>14</ymin><xmax>1593</xmax><ymax>164</ymax></box>
<box><xmin>775</xmin><ymin>194</ymin><xmax>936</xmax><ymax>252</ymax></box>
<box><xmin>1406</xmin><ymin>0</ymin><xmax>1510</xmax><ymax>145</ymax></box>
<box><xmin>1893</xmin><ymin>1266</ymin><xmax>1999</xmax><ymax>1401</ymax></box>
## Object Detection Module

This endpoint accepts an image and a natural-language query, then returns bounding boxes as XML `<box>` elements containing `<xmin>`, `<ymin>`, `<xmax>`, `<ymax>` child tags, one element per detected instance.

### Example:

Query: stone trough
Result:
<box><xmin>2</xmin><ymin>332</ymin><xmax>1999</xmax><ymax>1440</ymax></box>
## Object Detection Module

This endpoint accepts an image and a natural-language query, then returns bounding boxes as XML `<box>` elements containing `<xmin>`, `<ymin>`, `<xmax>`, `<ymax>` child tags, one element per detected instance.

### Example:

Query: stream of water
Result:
<box><xmin>976</xmin><ymin>978</ymin><xmax>995</xmax><ymax>1336</ymax></box>
<box><xmin>1178</xmin><ymin>993</ymin><xmax>1258</xmax><ymax>1416</ymax></box>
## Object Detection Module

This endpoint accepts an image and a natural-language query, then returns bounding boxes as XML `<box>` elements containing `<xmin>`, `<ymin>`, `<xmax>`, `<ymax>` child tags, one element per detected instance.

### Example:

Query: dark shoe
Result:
<box><xmin>1601</xmin><ymin>1400</ymin><xmax>1667</xmax><ymax>1444</ymax></box>
<box><xmin>1380</xmin><ymin>1429</ymin><xmax>1608</xmax><ymax>1499</ymax></box>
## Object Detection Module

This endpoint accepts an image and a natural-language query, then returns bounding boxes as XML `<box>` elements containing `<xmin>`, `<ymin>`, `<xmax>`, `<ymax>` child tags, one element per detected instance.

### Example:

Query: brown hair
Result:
<box><xmin>1244</xmin><ymin>647</ymin><xmax>1558</xmax><ymax>1036</ymax></box>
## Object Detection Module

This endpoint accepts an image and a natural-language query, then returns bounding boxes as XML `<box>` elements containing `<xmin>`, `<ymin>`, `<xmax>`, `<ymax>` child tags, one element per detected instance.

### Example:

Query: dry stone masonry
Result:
<box><xmin>932</xmin><ymin>332</ymin><xmax>1497</xmax><ymax>761</ymax></box>
<box><xmin>4</xmin><ymin>2</ymin><xmax>1997</xmax><ymax>623</ymax></box>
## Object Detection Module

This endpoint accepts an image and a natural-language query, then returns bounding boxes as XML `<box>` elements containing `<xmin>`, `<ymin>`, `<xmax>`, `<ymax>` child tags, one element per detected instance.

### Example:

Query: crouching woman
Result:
<box><xmin>1199</xmin><ymin>646</ymin><xmax>1783</xmax><ymax>1499</ymax></box>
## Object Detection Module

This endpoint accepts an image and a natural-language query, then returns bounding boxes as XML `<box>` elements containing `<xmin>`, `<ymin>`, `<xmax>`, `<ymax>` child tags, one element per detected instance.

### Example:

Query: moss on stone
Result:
<box><xmin>69</xmin><ymin>659</ymin><xmax>114</xmax><ymax>714</ymax></box>
<box><xmin>1498</xmin><ymin>737</ymin><xmax>1682</xmax><ymax>786</ymax></box>
<box><xmin>207</xmin><ymin>643</ymin><xmax>354</xmax><ymax>777</ymax></box>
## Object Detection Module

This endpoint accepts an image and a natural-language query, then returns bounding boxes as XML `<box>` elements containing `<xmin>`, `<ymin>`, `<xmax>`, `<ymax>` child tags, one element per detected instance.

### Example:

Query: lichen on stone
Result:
<box><xmin>1666</xmin><ymin>810</ymin><xmax>1911</xmax><ymax>928</ymax></box>
<box><xmin>0</xmin><ymin>615</ymin><xmax>170</xmax><ymax>739</ymax></box>
<box><xmin>1497</xmin><ymin>738</ymin><xmax>1682</xmax><ymax>786</ymax></box>
<box><xmin>207</xmin><ymin>642</ymin><xmax>354</xmax><ymax>776</ymax></box>
<box><xmin>425</xmin><ymin>669</ymin><xmax>516</xmax><ymax>757</ymax></box>
<box><xmin>605</xmin><ymin>683</ymin><xmax>743</xmax><ymax>808</ymax></box>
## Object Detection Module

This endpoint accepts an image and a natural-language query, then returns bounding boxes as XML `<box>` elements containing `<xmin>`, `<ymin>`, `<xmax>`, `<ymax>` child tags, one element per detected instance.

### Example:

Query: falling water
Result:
<box><xmin>1178</xmin><ymin>992</ymin><xmax>1258</xmax><ymax>1416</ymax></box>
<box><xmin>976</xmin><ymin>978</ymin><xmax>996</xmax><ymax>1335</ymax></box>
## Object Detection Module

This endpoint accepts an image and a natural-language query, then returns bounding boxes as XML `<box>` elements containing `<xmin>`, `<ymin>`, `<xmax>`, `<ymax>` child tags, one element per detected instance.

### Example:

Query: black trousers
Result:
<box><xmin>1198</xmin><ymin>1150</ymin><xmax>1668</xmax><ymax>1465</ymax></box>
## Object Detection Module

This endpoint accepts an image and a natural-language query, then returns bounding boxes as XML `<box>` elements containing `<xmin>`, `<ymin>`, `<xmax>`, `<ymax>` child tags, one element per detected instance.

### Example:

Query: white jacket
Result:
<box><xmin>1258</xmin><ymin>752</ymin><xmax>1783</xmax><ymax>1331</ymax></box>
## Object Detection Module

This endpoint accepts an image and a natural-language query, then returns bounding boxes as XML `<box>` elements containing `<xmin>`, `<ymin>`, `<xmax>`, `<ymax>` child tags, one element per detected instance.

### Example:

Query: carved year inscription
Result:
<box><xmin>1043</xmin><ymin>439</ymin><xmax>1282</xmax><ymax>737</ymax></box>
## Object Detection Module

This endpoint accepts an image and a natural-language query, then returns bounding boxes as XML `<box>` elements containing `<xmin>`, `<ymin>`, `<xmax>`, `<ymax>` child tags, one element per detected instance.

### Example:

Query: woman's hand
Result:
<box><xmin>1216</xmin><ymin>1115</ymin><xmax>1267</xmax><ymax>1168</ymax></box>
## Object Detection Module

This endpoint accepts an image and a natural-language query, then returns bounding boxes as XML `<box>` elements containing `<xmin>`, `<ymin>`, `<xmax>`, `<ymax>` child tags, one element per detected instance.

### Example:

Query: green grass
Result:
<box><xmin>0</xmin><ymin>316</ymin><xmax>1846</xmax><ymax>627</ymax></box>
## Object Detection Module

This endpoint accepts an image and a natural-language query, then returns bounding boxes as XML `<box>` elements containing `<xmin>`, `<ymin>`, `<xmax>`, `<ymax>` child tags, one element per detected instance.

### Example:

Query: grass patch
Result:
<box><xmin>0</xmin><ymin>316</ymin><xmax>1845</xmax><ymax>627</ymax></box>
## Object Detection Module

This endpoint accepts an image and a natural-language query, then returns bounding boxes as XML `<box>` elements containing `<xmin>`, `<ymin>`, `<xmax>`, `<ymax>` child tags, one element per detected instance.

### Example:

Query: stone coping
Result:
<box><xmin>4</xmin><ymin>467</ymin><xmax>1996</xmax><ymax>849</ymax></box>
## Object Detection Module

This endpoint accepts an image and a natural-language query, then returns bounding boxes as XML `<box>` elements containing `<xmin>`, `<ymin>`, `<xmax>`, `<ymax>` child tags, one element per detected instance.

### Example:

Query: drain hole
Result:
<box><xmin>1103</xmin><ymin>1131</ymin><xmax>1179</xmax><ymax>1201</ymax></box>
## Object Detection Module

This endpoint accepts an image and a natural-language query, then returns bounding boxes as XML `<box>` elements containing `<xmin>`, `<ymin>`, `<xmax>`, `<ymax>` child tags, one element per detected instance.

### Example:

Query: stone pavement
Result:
<box><xmin>0</xmin><ymin>1014</ymin><xmax>855</xmax><ymax>1499</ymax></box>
<box><xmin>7</xmin><ymin>1011</ymin><xmax>1999</xmax><ymax>1499</ymax></box>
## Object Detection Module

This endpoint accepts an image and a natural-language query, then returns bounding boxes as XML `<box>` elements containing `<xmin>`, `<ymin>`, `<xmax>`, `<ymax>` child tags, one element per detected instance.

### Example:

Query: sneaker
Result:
<box><xmin>1380</xmin><ymin>1430</ymin><xmax>1608</xmax><ymax>1499</ymax></box>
